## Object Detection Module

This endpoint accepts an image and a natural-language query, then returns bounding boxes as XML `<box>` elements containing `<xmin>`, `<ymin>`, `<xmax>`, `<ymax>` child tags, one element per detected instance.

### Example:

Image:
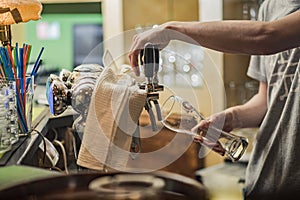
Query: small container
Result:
<box><xmin>1</xmin><ymin>75</ymin><xmax>35</xmax><ymax>144</ymax></box>
<box><xmin>0</xmin><ymin>81</ymin><xmax>11</xmax><ymax>154</ymax></box>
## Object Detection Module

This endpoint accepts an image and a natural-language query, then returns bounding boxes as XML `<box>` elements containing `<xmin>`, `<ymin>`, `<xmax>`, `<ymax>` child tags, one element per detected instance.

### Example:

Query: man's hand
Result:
<box><xmin>192</xmin><ymin>111</ymin><xmax>235</xmax><ymax>142</ymax></box>
<box><xmin>128</xmin><ymin>24</ymin><xmax>173</xmax><ymax>76</ymax></box>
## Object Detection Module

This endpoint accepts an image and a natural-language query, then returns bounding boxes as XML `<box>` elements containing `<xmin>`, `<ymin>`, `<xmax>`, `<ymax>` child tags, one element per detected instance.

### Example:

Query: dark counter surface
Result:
<box><xmin>0</xmin><ymin>106</ymin><xmax>77</xmax><ymax>190</ymax></box>
<box><xmin>0</xmin><ymin>165</ymin><xmax>60</xmax><ymax>191</ymax></box>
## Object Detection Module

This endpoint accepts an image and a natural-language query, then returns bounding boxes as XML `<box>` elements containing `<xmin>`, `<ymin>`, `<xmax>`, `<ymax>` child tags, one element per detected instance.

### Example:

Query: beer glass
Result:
<box><xmin>160</xmin><ymin>95</ymin><xmax>248</xmax><ymax>162</ymax></box>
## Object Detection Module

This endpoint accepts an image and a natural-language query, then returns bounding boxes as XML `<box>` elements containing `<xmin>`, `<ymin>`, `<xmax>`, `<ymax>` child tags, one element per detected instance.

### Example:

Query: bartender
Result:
<box><xmin>129</xmin><ymin>0</ymin><xmax>300</xmax><ymax>199</ymax></box>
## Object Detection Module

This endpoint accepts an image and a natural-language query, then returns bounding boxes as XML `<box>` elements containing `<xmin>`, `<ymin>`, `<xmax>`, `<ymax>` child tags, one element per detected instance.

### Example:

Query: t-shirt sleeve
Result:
<box><xmin>247</xmin><ymin>55</ymin><xmax>267</xmax><ymax>83</ymax></box>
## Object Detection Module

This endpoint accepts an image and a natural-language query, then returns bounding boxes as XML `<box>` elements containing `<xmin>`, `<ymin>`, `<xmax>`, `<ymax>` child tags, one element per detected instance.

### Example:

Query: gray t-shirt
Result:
<box><xmin>246</xmin><ymin>0</ymin><xmax>300</xmax><ymax>199</ymax></box>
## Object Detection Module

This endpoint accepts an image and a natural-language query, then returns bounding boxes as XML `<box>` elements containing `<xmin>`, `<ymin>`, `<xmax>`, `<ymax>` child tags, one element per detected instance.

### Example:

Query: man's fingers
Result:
<box><xmin>128</xmin><ymin>50</ymin><xmax>140</xmax><ymax>76</ymax></box>
<box><xmin>191</xmin><ymin>119</ymin><xmax>211</xmax><ymax>133</ymax></box>
<box><xmin>193</xmin><ymin>134</ymin><xmax>203</xmax><ymax>143</ymax></box>
<box><xmin>132</xmin><ymin>66</ymin><xmax>140</xmax><ymax>76</ymax></box>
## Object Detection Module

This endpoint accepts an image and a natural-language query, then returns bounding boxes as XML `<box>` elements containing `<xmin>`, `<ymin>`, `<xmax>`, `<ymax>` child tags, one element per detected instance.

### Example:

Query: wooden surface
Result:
<box><xmin>127</xmin><ymin>114</ymin><xmax>203</xmax><ymax>178</ymax></box>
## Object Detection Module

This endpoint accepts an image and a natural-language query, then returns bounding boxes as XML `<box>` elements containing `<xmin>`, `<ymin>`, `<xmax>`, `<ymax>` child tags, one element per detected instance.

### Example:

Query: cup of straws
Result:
<box><xmin>0</xmin><ymin>43</ymin><xmax>43</xmax><ymax>150</ymax></box>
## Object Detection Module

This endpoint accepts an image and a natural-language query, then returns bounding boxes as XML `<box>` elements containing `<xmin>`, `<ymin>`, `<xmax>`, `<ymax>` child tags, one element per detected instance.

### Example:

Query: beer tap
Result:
<box><xmin>139</xmin><ymin>43</ymin><xmax>164</xmax><ymax>131</ymax></box>
<box><xmin>130</xmin><ymin>44</ymin><xmax>164</xmax><ymax>160</ymax></box>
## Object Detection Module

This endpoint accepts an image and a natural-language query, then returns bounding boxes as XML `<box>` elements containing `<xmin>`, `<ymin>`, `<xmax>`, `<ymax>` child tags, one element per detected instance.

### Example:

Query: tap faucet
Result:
<box><xmin>130</xmin><ymin>44</ymin><xmax>164</xmax><ymax>159</ymax></box>
<box><xmin>139</xmin><ymin>43</ymin><xmax>164</xmax><ymax>131</ymax></box>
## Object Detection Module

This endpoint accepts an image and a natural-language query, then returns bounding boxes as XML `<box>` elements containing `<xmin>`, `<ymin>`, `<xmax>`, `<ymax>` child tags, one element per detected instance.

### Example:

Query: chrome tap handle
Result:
<box><xmin>145</xmin><ymin>99</ymin><xmax>158</xmax><ymax>131</ymax></box>
<box><xmin>139</xmin><ymin>43</ymin><xmax>163</xmax><ymax>131</ymax></box>
<box><xmin>153</xmin><ymin>99</ymin><xmax>162</xmax><ymax>121</ymax></box>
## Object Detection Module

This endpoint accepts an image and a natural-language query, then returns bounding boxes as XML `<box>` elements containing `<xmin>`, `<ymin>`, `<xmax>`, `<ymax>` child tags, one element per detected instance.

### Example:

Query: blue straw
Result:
<box><xmin>16</xmin><ymin>101</ymin><xmax>27</xmax><ymax>132</ymax></box>
<box><xmin>31</xmin><ymin>47</ymin><xmax>44</xmax><ymax>76</ymax></box>
<box><xmin>0</xmin><ymin>48</ymin><xmax>8</xmax><ymax>77</ymax></box>
<box><xmin>0</xmin><ymin>47</ymin><xmax>14</xmax><ymax>79</ymax></box>
<box><xmin>32</xmin><ymin>59</ymin><xmax>42</xmax><ymax>76</ymax></box>
<box><xmin>26</xmin><ymin>47</ymin><xmax>44</xmax><ymax>91</ymax></box>
<box><xmin>15</xmin><ymin>43</ymin><xmax>21</xmax><ymax>79</ymax></box>
<box><xmin>3</xmin><ymin>48</ymin><xmax>14</xmax><ymax>79</ymax></box>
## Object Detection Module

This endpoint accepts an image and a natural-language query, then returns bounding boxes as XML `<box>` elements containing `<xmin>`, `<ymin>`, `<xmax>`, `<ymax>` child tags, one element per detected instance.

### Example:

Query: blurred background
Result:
<box><xmin>10</xmin><ymin>0</ymin><xmax>262</xmax><ymax>167</ymax></box>
<box><xmin>2</xmin><ymin>1</ymin><xmax>265</xmax><ymax>199</ymax></box>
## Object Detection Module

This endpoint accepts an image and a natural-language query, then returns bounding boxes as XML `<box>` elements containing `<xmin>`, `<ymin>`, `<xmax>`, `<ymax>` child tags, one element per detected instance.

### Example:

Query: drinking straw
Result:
<box><xmin>33</xmin><ymin>59</ymin><xmax>42</xmax><ymax>75</ymax></box>
<box><xmin>22</xmin><ymin>45</ymin><xmax>29</xmax><ymax>107</ymax></box>
<box><xmin>15</xmin><ymin>44</ymin><xmax>27</xmax><ymax>130</ymax></box>
<box><xmin>19</xmin><ymin>47</ymin><xmax>23</xmax><ymax>78</ymax></box>
<box><xmin>0</xmin><ymin>43</ymin><xmax>44</xmax><ymax>133</ymax></box>
<box><xmin>4</xmin><ymin>48</ymin><xmax>14</xmax><ymax>79</ymax></box>
<box><xmin>32</xmin><ymin>47</ymin><xmax>44</xmax><ymax>76</ymax></box>
<box><xmin>0</xmin><ymin>48</ymin><xmax>14</xmax><ymax>79</ymax></box>
<box><xmin>0</xmin><ymin>49</ymin><xmax>7</xmax><ymax>77</ymax></box>
<box><xmin>7</xmin><ymin>45</ymin><xmax>17</xmax><ymax>80</ymax></box>
<box><xmin>16</xmin><ymin>100</ymin><xmax>27</xmax><ymax>133</ymax></box>
<box><xmin>25</xmin><ymin>45</ymin><xmax>32</xmax><ymax>73</ymax></box>
<box><xmin>26</xmin><ymin>46</ymin><xmax>44</xmax><ymax>90</ymax></box>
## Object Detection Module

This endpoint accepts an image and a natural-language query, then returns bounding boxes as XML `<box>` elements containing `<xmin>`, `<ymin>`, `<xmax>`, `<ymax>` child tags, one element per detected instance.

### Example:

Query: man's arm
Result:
<box><xmin>129</xmin><ymin>11</ymin><xmax>300</xmax><ymax>75</ymax></box>
<box><xmin>167</xmin><ymin>10</ymin><xmax>300</xmax><ymax>55</ymax></box>
<box><xmin>192</xmin><ymin>81</ymin><xmax>268</xmax><ymax>134</ymax></box>
<box><xmin>226</xmin><ymin>81</ymin><xmax>268</xmax><ymax>129</ymax></box>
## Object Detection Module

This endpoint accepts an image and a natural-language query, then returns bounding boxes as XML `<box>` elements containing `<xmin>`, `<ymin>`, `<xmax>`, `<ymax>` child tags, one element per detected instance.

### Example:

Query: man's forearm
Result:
<box><xmin>227</xmin><ymin>93</ymin><xmax>267</xmax><ymax>129</ymax></box>
<box><xmin>164</xmin><ymin>11</ymin><xmax>300</xmax><ymax>55</ymax></box>
<box><xmin>228</xmin><ymin>103</ymin><xmax>266</xmax><ymax>129</ymax></box>
<box><xmin>164</xmin><ymin>20</ymin><xmax>269</xmax><ymax>54</ymax></box>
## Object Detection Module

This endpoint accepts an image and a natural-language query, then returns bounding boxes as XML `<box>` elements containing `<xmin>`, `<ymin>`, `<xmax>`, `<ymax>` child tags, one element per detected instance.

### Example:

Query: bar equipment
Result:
<box><xmin>46</xmin><ymin>64</ymin><xmax>103</xmax><ymax>116</ymax></box>
<box><xmin>46</xmin><ymin>64</ymin><xmax>104</xmax><ymax>138</ymax></box>
<box><xmin>46</xmin><ymin>64</ymin><xmax>104</xmax><ymax>158</ymax></box>
<box><xmin>160</xmin><ymin>95</ymin><xmax>248</xmax><ymax>162</ymax></box>
<box><xmin>127</xmin><ymin>44</ymin><xmax>165</xmax><ymax>158</ymax></box>
<box><xmin>139</xmin><ymin>43</ymin><xmax>164</xmax><ymax>131</ymax></box>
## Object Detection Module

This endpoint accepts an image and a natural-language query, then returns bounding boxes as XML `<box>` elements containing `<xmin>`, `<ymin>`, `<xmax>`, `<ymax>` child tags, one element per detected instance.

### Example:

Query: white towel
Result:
<box><xmin>77</xmin><ymin>67</ymin><xmax>147</xmax><ymax>171</ymax></box>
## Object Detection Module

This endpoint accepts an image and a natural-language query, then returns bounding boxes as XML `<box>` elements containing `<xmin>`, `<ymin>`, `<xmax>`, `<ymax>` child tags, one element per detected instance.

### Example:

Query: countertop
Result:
<box><xmin>0</xmin><ymin>106</ymin><xmax>75</xmax><ymax>191</ymax></box>
<box><xmin>195</xmin><ymin>161</ymin><xmax>247</xmax><ymax>200</ymax></box>
<box><xmin>0</xmin><ymin>97</ymin><xmax>248</xmax><ymax>199</ymax></box>
<box><xmin>0</xmin><ymin>165</ymin><xmax>60</xmax><ymax>191</ymax></box>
